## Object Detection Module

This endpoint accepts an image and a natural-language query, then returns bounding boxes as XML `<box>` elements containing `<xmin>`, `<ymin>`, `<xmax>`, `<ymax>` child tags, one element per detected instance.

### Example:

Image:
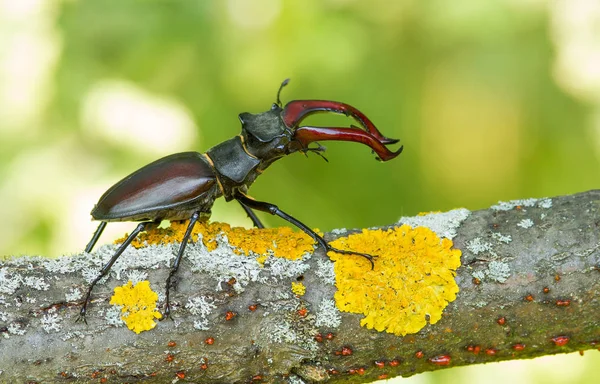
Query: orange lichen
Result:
<box><xmin>328</xmin><ymin>224</ymin><xmax>461</xmax><ymax>336</ymax></box>
<box><xmin>115</xmin><ymin>220</ymin><xmax>315</xmax><ymax>262</ymax></box>
<box><xmin>109</xmin><ymin>281</ymin><xmax>162</xmax><ymax>334</ymax></box>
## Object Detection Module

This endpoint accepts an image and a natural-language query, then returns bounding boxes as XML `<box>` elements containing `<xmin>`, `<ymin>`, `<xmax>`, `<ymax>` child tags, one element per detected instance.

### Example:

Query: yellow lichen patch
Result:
<box><xmin>115</xmin><ymin>221</ymin><xmax>315</xmax><ymax>261</ymax></box>
<box><xmin>418</xmin><ymin>211</ymin><xmax>441</xmax><ymax>216</ymax></box>
<box><xmin>255</xmin><ymin>254</ymin><xmax>268</xmax><ymax>266</ymax></box>
<box><xmin>291</xmin><ymin>282</ymin><xmax>306</xmax><ymax>296</ymax></box>
<box><xmin>328</xmin><ymin>224</ymin><xmax>461</xmax><ymax>336</ymax></box>
<box><xmin>110</xmin><ymin>281</ymin><xmax>162</xmax><ymax>334</ymax></box>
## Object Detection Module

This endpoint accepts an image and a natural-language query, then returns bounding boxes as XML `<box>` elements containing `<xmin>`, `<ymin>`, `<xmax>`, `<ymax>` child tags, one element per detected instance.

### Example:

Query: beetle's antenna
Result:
<box><xmin>276</xmin><ymin>78</ymin><xmax>290</xmax><ymax>107</ymax></box>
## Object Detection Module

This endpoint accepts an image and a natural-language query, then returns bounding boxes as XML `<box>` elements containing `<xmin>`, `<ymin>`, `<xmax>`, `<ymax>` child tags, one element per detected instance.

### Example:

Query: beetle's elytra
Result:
<box><xmin>78</xmin><ymin>79</ymin><xmax>402</xmax><ymax>322</ymax></box>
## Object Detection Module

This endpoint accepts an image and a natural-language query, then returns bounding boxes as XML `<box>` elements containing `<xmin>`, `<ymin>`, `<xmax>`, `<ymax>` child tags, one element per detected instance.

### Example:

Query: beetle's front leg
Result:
<box><xmin>238</xmin><ymin>201</ymin><xmax>265</xmax><ymax>228</ymax></box>
<box><xmin>234</xmin><ymin>192</ymin><xmax>375</xmax><ymax>269</ymax></box>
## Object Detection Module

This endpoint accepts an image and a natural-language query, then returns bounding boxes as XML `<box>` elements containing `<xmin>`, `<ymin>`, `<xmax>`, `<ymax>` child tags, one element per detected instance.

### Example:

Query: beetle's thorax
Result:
<box><xmin>205</xmin><ymin>105</ymin><xmax>298</xmax><ymax>201</ymax></box>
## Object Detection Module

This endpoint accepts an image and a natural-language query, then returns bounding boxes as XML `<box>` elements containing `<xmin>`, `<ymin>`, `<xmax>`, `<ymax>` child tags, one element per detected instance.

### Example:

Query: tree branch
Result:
<box><xmin>0</xmin><ymin>190</ymin><xmax>599</xmax><ymax>383</ymax></box>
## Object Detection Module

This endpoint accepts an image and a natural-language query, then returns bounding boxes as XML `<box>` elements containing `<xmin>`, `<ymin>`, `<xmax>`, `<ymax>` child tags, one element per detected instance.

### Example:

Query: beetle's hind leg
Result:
<box><xmin>233</xmin><ymin>192</ymin><xmax>375</xmax><ymax>269</ymax></box>
<box><xmin>163</xmin><ymin>211</ymin><xmax>201</xmax><ymax>320</ymax></box>
<box><xmin>77</xmin><ymin>221</ymin><xmax>151</xmax><ymax>323</ymax></box>
<box><xmin>85</xmin><ymin>221</ymin><xmax>107</xmax><ymax>253</ymax></box>
<box><xmin>238</xmin><ymin>201</ymin><xmax>265</xmax><ymax>228</ymax></box>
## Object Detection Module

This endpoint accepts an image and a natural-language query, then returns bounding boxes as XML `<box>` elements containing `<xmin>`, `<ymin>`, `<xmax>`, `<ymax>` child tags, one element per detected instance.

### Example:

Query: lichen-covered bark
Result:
<box><xmin>0</xmin><ymin>190</ymin><xmax>598</xmax><ymax>383</ymax></box>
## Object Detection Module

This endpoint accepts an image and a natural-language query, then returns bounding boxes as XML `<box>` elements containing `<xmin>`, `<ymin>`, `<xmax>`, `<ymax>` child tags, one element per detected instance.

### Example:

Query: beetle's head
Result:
<box><xmin>238</xmin><ymin>103</ymin><xmax>293</xmax><ymax>162</ymax></box>
<box><xmin>240</xmin><ymin>79</ymin><xmax>403</xmax><ymax>164</ymax></box>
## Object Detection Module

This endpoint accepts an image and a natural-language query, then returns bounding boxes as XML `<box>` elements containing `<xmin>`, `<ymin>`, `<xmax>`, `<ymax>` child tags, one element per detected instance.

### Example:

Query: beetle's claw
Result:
<box><xmin>160</xmin><ymin>305</ymin><xmax>172</xmax><ymax>321</ymax></box>
<box><xmin>75</xmin><ymin>311</ymin><xmax>88</xmax><ymax>325</ymax></box>
<box><xmin>326</xmin><ymin>245</ymin><xmax>376</xmax><ymax>270</ymax></box>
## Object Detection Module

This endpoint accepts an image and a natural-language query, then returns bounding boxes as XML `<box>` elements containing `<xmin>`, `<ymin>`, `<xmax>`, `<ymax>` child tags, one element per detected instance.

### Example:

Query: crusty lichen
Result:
<box><xmin>109</xmin><ymin>280</ymin><xmax>162</xmax><ymax>334</ymax></box>
<box><xmin>116</xmin><ymin>221</ymin><xmax>315</xmax><ymax>262</ymax></box>
<box><xmin>328</xmin><ymin>224</ymin><xmax>461</xmax><ymax>336</ymax></box>
<box><xmin>398</xmin><ymin>208</ymin><xmax>470</xmax><ymax>239</ymax></box>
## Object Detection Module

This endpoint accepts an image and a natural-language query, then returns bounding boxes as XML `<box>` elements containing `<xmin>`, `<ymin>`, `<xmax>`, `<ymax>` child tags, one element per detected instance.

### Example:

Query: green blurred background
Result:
<box><xmin>0</xmin><ymin>0</ymin><xmax>598</xmax><ymax>382</ymax></box>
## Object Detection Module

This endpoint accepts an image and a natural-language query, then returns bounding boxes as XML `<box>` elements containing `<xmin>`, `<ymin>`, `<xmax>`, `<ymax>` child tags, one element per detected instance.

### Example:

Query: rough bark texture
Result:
<box><xmin>0</xmin><ymin>190</ymin><xmax>599</xmax><ymax>383</ymax></box>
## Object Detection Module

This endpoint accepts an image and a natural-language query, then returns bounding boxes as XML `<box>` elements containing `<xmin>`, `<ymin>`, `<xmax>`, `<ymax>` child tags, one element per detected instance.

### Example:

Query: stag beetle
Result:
<box><xmin>78</xmin><ymin>79</ymin><xmax>402</xmax><ymax>321</ymax></box>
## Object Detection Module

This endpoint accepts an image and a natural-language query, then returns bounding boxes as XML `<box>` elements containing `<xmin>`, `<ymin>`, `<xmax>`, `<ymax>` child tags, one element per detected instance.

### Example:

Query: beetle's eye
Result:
<box><xmin>271</xmin><ymin>103</ymin><xmax>279</xmax><ymax>110</ymax></box>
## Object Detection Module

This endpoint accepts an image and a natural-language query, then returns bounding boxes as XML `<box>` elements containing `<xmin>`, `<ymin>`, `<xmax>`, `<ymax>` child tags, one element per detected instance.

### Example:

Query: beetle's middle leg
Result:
<box><xmin>163</xmin><ymin>211</ymin><xmax>200</xmax><ymax>319</ymax></box>
<box><xmin>238</xmin><ymin>201</ymin><xmax>265</xmax><ymax>228</ymax></box>
<box><xmin>234</xmin><ymin>192</ymin><xmax>375</xmax><ymax>269</ymax></box>
<box><xmin>77</xmin><ymin>220</ymin><xmax>155</xmax><ymax>323</ymax></box>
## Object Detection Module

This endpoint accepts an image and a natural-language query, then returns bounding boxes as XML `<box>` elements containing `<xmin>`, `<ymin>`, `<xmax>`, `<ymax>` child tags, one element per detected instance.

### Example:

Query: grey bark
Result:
<box><xmin>0</xmin><ymin>190</ymin><xmax>598</xmax><ymax>383</ymax></box>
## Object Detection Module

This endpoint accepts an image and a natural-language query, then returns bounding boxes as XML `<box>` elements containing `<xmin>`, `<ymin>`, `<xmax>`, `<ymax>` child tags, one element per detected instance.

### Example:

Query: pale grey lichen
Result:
<box><xmin>186</xmin><ymin>295</ymin><xmax>216</xmax><ymax>330</ymax></box>
<box><xmin>330</xmin><ymin>228</ymin><xmax>348</xmax><ymax>235</ymax></box>
<box><xmin>23</xmin><ymin>276</ymin><xmax>50</xmax><ymax>291</ymax></box>
<box><xmin>398</xmin><ymin>208</ymin><xmax>471</xmax><ymax>239</ymax></box>
<box><xmin>193</xmin><ymin>318</ymin><xmax>210</xmax><ymax>331</ymax></box>
<box><xmin>60</xmin><ymin>330</ymin><xmax>88</xmax><ymax>342</ymax></box>
<box><xmin>491</xmin><ymin>198</ymin><xmax>539</xmax><ymax>211</ymax></box>
<box><xmin>7</xmin><ymin>322</ymin><xmax>26</xmax><ymax>336</ymax></box>
<box><xmin>517</xmin><ymin>219</ymin><xmax>534</xmax><ymax>229</ymax></box>
<box><xmin>491</xmin><ymin>197</ymin><xmax>552</xmax><ymax>211</ymax></box>
<box><xmin>288</xmin><ymin>374</ymin><xmax>307</xmax><ymax>384</ymax></box>
<box><xmin>125</xmin><ymin>269</ymin><xmax>148</xmax><ymax>284</ymax></box>
<box><xmin>0</xmin><ymin>268</ymin><xmax>21</xmax><ymax>294</ymax></box>
<box><xmin>109</xmin><ymin>244</ymin><xmax>175</xmax><ymax>280</ymax></box>
<box><xmin>104</xmin><ymin>306</ymin><xmax>124</xmax><ymax>327</ymax></box>
<box><xmin>266</xmin><ymin>318</ymin><xmax>298</xmax><ymax>344</ymax></box>
<box><xmin>41</xmin><ymin>312</ymin><xmax>62</xmax><ymax>333</ymax></box>
<box><xmin>315</xmin><ymin>298</ymin><xmax>341</xmax><ymax>328</ymax></box>
<box><xmin>43</xmin><ymin>256</ymin><xmax>77</xmax><ymax>274</ymax></box>
<box><xmin>466</xmin><ymin>237</ymin><xmax>496</xmax><ymax>256</ymax></box>
<box><xmin>65</xmin><ymin>288</ymin><xmax>82</xmax><ymax>302</ymax></box>
<box><xmin>267</xmin><ymin>254</ymin><xmax>312</xmax><ymax>281</ymax></box>
<box><xmin>185</xmin><ymin>237</ymin><xmax>273</xmax><ymax>292</ymax></box>
<box><xmin>258</xmin><ymin>313</ymin><xmax>319</xmax><ymax>353</ymax></box>
<box><xmin>186</xmin><ymin>296</ymin><xmax>216</xmax><ymax>317</ymax></box>
<box><xmin>473</xmin><ymin>261</ymin><xmax>511</xmax><ymax>283</ymax></box>
<box><xmin>492</xmin><ymin>233</ymin><xmax>512</xmax><ymax>244</ymax></box>
<box><xmin>80</xmin><ymin>266</ymin><xmax>102</xmax><ymax>284</ymax></box>
<box><xmin>315</xmin><ymin>259</ymin><xmax>335</xmax><ymax>285</ymax></box>
<box><xmin>472</xmin><ymin>270</ymin><xmax>486</xmax><ymax>281</ymax></box>
<box><xmin>486</xmin><ymin>261</ymin><xmax>511</xmax><ymax>283</ymax></box>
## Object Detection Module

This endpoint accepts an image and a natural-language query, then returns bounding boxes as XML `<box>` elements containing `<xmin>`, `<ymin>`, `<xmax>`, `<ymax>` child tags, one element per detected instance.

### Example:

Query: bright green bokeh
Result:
<box><xmin>0</xmin><ymin>1</ymin><xmax>598</xmax><ymax>382</ymax></box>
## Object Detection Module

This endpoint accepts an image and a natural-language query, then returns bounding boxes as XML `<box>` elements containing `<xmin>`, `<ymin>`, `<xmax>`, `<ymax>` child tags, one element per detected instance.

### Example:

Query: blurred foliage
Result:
<box><xmin>0</xmin><ymin>0</ymin><xmax>599</xmax><ymax>383</ymax></box>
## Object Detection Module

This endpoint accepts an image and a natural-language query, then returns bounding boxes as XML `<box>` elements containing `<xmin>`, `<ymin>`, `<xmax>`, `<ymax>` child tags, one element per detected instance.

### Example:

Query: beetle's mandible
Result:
<box><xmin>78</xmin><ymin>79</ymin><xmax>403</xmax><ymax>322</ymax></box>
